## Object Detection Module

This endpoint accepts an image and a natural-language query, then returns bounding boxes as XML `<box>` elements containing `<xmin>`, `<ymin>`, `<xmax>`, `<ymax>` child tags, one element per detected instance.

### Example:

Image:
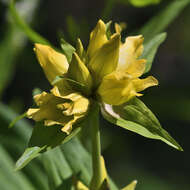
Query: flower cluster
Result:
<box><xmin>27</xmin><ymin>20</ymin><xmax>158</xmax><ymax>134</ymax></box>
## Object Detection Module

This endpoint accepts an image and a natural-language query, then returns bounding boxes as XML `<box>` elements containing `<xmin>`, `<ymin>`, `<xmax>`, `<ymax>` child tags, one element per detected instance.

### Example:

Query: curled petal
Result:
<box><xmin>118</xmin><ymin>35</ymin><xmax>144</xmax><ymax>71</ymax></box>
<box><xmin>62</xmin><ymin>96</ymin><xmax>89</xmax><ymax>116</ymax></box>
<box><xmin>87</xmin><ymin>19</ymin><xmax>108</xmax><ymax>58</ymax></box>
<box><xmin>61</xmin><ymin>114</ymin><xmax>84</xmax><ymax>135</ymax></box>
<box><xmin>76</xmin><ymin>38</ymin><xmax>86</xmax><ymax>62</ymax></box>
<box><xmin>34</xmin><ymin>44</ymin><xmax>69</xmax><ymax>84</ymax></box>
<box><xmin>88</xmin><ymin>34</ymin><xmax>120</xmax><ymax>86</ymax></box>
<box><xmin>27</xmin><ymin>92</ymin><xmax>70</xmax><ymax>124</ymax></box>
<box><xmin>132</xmin><ymin>76</ymin><xmax>158</xmax><ymax>92</ymax></box>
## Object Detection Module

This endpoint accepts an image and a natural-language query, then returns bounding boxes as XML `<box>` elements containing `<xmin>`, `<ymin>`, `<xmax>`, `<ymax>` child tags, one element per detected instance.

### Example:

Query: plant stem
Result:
<box><xmin>89</xmin><ymin>102</ymin><xmax>102</xmax><ymax>190</ymax></box>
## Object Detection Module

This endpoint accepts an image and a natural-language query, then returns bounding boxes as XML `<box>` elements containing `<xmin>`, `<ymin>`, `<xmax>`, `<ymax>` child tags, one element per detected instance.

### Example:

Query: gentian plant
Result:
<box><xmin>15</xmin><ymin>20</ymin><xmax>182</xmax><ymax>190</ymax></box>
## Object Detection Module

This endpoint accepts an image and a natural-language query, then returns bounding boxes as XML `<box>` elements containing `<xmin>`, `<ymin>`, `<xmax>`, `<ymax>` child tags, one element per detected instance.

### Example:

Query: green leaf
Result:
<box><xmin>15</xmin><ymin>146</ymin><xmax>44</xmax><ymax>171</ymax></box>
<box><xmin>61</xmin><ymin>138</ymin><xmax>119</xmax><ymax>190</ymax></box>
<box><xmin>15</xmin><ymin>122</ymin><xmax>82</xmax><ymax>170</ymax></box>
<box><xmin>128</xmin><ymin>0</ymin><xmax>161</xmax><ymax>7</ymax></box>
<box><xmin>122</xmin><ymin>180</ymin><xmax>137</xmax><ymax>190</ymax></box>
<box><xmin>66</xmin><ymin>15</ymin><xmax>80</xmax><ymax>42</ymax></box>
<box><xmin>139</xmin><ymin>0</ymin><xmax>190</xmax><ymax>42</ymax></box>
<box><xmin>60</xmin><ymin>38</ymin><xmax>76</xmax><ymax>63</ymax></box>
<box><xmin>142</xmin><ymin>32</ymin><xmax>167</xmax><ymax>73</ymax></box>
<box><xmin>101</xmin><ymin>98</ymin><xmax>183</xmax><ymax>151</ymax></box>
<box><xmin>9</xmin><ymin>0</ymin><xmax>50</xmax><ymax>45</ymax></box>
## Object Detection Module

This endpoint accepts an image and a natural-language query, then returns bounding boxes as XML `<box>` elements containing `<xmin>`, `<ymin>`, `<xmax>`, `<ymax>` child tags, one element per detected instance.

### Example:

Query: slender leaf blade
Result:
<box><xmin>139</xmin><ymin>0</ymin><xmax>190</xmax><ymax>42</ymax></box>
<box><xmin>9</xmin><ymin>0</ymin><xmax>50</xmax><ymax>45</ymax></box>
<box><xmin>142</xmin><ymin>32</ymin><xmax>167</xmax><ymax>73</ymax></box>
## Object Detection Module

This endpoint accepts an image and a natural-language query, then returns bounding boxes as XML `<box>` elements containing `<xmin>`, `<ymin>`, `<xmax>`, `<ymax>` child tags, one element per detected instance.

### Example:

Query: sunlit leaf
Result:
<box><xmin>101</xmin><ymin>98</ymin><xmax>183</xmax><ymax>151</ymax></box>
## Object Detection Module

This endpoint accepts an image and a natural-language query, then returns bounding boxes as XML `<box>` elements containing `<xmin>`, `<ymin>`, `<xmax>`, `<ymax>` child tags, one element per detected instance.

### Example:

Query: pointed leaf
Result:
<box><xmin>101</xmin><ymin>98</ymin><xmax>182</xmax><ymax>151</ymax></box>
<box><xmin>9</xmin><ymin>112</ymin><xmax>27</xmax><ymax>128</ymax></box>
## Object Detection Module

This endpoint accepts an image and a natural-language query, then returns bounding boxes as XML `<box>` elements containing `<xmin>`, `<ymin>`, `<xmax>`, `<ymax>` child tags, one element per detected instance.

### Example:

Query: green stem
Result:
<box><xmin>89</xmin><ymin>102</ymin><xmax>102</xmax><ymax>190</ymax></box>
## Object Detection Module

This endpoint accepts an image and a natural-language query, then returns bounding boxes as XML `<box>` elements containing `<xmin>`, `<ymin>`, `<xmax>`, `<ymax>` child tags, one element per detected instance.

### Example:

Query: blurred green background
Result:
<box><xmin>0</xmin><ymin>0</ymin><xmax>190</xmax><ymax>189</ymax></box>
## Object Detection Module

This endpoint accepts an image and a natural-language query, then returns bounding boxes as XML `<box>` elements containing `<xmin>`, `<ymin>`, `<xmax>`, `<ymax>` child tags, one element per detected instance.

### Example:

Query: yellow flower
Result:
<box><xmin>27</xmin><ymin>19</ymin><xmax>158</xmax><ymax>134</ymax></box>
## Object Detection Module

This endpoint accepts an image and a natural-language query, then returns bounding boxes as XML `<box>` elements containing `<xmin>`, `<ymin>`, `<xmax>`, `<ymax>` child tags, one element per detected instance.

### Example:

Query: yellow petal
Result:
<box><xmin>97</xmin><ymin>71</ymin><xmax>137</xmax><ymax>105</ymax></box>
<box><xmin>34</xmin><ymin>44</ymin><xmax>69</xmax><ymax>84</ymax></box>
<box><xmin>100</xmin><ymin>156</ymin><xmax>108</xmax><ymax>183</ymax></box>
<box><xmin>114</xmin><ymin>22</ymin><xmax>126</xmax><ymax>34</ymax></box>
<box><xmin>88</xmin><ymin>34</ymin><xmax>121</xmax><ymax>86</ymax></box>
<box><xmin>87</xmin><ymin>20</ymin><xmax>108</xmax><ymax>58</ymax></box>
<box><xmin>61</xmin><ymin>114</ymin><xmax>84</xmax><ymax>135</ymax></box>
<box><xmin>117</xmin><ymin>35</ymin><xmax>144</xmax><ymax>72</ymax></box>
<box><xmin>126</xmin><ymin>59</ymin><xmax>146</xmax><ymax>78</ymax></box>
<box><xmin>68</xmin><ymin>52</ymin><xmax>93</xmax><ymax>93</ymax></box>
<box><xmin>122</xmin><ymin>180</ymin><xmax>137</xmax><ymax>190</ymax></box>
<box><xmin>115</xmin><ymin>23</ymin><xmax>122</xmax><ymax>34</ymax></box>
<box><xmin>75</xmin><ymin>181</ymin><xmax>89</xmax><ymax>190</ymax></box>
<box><xmin>76</xmin><ymin>38</ymin><xmax>86</xmax><ymax>62</ymax></box>
<box><xmin>132</xmin><ymin>76</ymin><xmax>158</xmax><ymax>92</ymax></box>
